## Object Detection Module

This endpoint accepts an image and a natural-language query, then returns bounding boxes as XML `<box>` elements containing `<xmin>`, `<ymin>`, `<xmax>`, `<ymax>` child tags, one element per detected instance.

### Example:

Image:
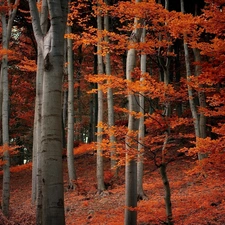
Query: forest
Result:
<box><xmin>0</xmin><ymin>0</ymin><xmax>225</xmax><ymax>224</ymax></box>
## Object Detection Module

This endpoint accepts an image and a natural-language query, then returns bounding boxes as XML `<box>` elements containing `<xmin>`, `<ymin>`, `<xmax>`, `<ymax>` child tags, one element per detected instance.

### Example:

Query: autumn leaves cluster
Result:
<box><xmin>65</xmin><ymin>0</ymin><xmax>225</xmax><ymax>172</ymax></box>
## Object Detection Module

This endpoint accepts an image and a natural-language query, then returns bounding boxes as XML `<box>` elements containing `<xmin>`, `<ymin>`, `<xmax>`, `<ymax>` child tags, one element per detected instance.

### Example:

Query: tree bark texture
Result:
<box><xmin>104</xmin><ymin>0</ymin><xmax>117</xmax><ymax>176</ymax></box>
<box><xmin>180</xmin><ymin>0</ymin><xmax>200</xmax><ymax>139</ymax></box>
<box><xmin>124</xmin><ymin>1</ymin><xmax>143</xmax><ymax>222</ymax></box>
<box><xmin>1</xmin><ymin>0</ymin><xmax>19</xmax><ymax>216</ymax></box>
<box><xmin>96</xmin><ymin>6</ymin><xmax>105</xmax><ymax>193</ymax></box>
<box><xmin>67</xmin><ymin>24</ymin><xmax>76</xmax><ymax>189</ymax></box>
<box><xmin>137</xmin><ymin>27</ymin><xmax>147</xmax><ymax>200</ymax></box>
<box><xmin>28</xmin><ymin>0</ymin><xmax>68</xmax><ymax>224</ymax></box>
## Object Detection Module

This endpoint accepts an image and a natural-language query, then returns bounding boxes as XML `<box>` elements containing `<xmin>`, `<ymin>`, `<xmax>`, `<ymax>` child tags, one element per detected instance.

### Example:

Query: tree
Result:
<box><xmin>180</xmin><ymin>0</ymin><xmax>207</xmax><ymax>161</ymax></box>
<box><xmin>104</xmin><ymin>0</ymin><xmax>117</xmax><ymax>177</ymax></box>
<box><xmin>137</xmin><ymin>26</ymin><xmax>147</xmax><ymax>200</ymax></box>
<box><xmin>124</xmin><ymin>0</ymin><xmax>143</xmax><ymax>224</ymax></box>
<box><xmin>31</xmin><ymin>2</ymin><xmax>48</xmax><ymax>224</ymax></box>
<box><xmin>28</xmin><ymin>0</ymin><xmax>68</xmax><ymax>224</ymax></box>
<box><xmin>96</xmin><ymin>1</ymin><xmax>106</xmax><ymax>193</ymax></box>
<box><xmin>66</xmin><ymin>2</ymin><xmax>76</xmax><ymax>190</ymax></box>
<box><xmin>1</xmin><ymin>0</ymin><xmax>19</xmax><ymax>217</ymax></box>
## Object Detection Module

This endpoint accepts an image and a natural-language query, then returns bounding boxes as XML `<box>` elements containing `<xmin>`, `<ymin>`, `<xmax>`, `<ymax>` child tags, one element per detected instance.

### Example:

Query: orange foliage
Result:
<box><xmin>73</xmin><ymin>143</ymin><xmax>95</xmax><ymax>156</ymax></box>
<box><xmin>3</xmin><ymin>0</ymin><xmax>225</xmax><ymax>224</ymax></box>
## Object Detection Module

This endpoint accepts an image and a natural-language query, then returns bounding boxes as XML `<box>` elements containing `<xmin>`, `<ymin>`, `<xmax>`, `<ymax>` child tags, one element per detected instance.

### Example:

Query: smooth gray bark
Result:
<box><xmin>193</xmin><ymin>48</ymin><xmax>206</xmax><ymax>139</ymax></box>
<box><xmin>193</xmin><ymin>48</ymin><xmax>207</xmax><ymax>160</ymax></box>
<box><xmin>28</xmin><ymin>0</ymin><xmax>68</xmax><ymax>224</ymax></box>
<box><xmin>31</xmin><ymin>3</ymin><xmax>48</xmax><ymax>224</ymax></box>
<box><xmin>124</xmin><ymin>2</ymin><xmax>143</xmax><ymax>222</ymax></box>
<box><xmin>125</xmin><ymin>48</ymin><xmax>139</xmax><ymax>225</ymax></box>
<box><xmin>67</xmin><ymin>24</ymin><xmax>76</xmax><ymax>189</ymax></box>
<box><xmin>180</xmin><ymin>0</ymin><xmax>200</xmax><ymax>139</ymax></box>
<box><xmin>137</xmin><ymin>27</ymin><xmax>147</xmax><ymax>200</ymax></box>
<box><xmin>181</xmin><ymin>0</ymin><xmax>202</xmax><ymax>162</ymax></box>
<box><xmin>96</xmin><ymin>6</ymin><xmax>105</xmax><ymax>193</ymax></box>
<box><xmin>32</xmin><ymin>45</ymin><xmax>44</xmax><ymax>225</ymax></box>
<box><xmin>1</xmin><ymin>0</ymin><xmax>19</xmax><ymax>216</ymax></box>
<box><xmin>104</xmin><ymin>0</ymin><xmax>117</xmax><ymax>176</ymax></box>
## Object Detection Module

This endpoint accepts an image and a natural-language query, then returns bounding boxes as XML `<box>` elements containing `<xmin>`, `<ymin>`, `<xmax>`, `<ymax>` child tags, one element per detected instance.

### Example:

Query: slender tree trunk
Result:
<box><xmin>124</xmin><ymin>1</ymin><xmax>143</xmax><ymax>222</ymax></box>
<box><xmin>104</xmin><ymin>0</ymin><xmax>117</xmax><ymax>176</ymax></box>
<box><xmin>1</xmin><ymin>53</ymin><xmax>10</xmax><ymax>217</ymax></box>
<box><xmin>193</xmin><ymin>48</ymin><xmax>207</xmax><ymax>160</ymax></box>
<box><xmin>63</xmin><ymin>90</ymin><xmax>68</xmax><ymax>130</ymax></box>
<box><xmin>1</xmin><ymin>1</ymin><xmax>19</xmax><ymax>216</ymax></box>
<box><xmin>180</xmin><ymin>0</ymin><xmax>201</xmax><ymax>153</ymax></box>
<box><xmin>193</xmin><ymin>48</ymin><xmax>206</xmax><ymax>139</ymax></box>
<box><xmin>182</xmin><ymin>38</ymin><xmax>200</xmax><ymax>138</ymax></box>
<box><xmin>67</xmin><ymin>24</ymin><xmax>76</xmax><ymax>189</ymax></box>
<box><xmin>32</xmin><ymin>45</ymin><xmax>44</xmax><ymax>225</ymax></box>
<box><xmin>62</xmin><ymin>89</ymin><xmax>68</xmax><ymax>148</ymax></box>
<box><xmin>88</xmin><ymin>48</ymin><xmax>98</xmax><ymax>143</ymax></box>
<box><xmin>76</xmin><ymin>45</ymin><xmax>83</xmax><ymax>142</ymax></box>
<box><xmin>158</xmin><ymin>0</ymin><xmax>171</xmax><ymax>118</ymax></box>
<box><xmin>125</xmin><ymin>48</ymin><xmax>139</xmax><ymax>225</ymax></box>
<box><xmin>96</xmin><ymin>4</ymin><xmax>105</xmax><ymax>193</ymax></box>
<box><xmin>137</xmin><ymin>27</ymin><xmax>147</xmax><ymax>200</ymax></box>
<box><xmin>31</xmin><ymin>2</ymin><xmax>48</xmax><ymax>224</ymax></box>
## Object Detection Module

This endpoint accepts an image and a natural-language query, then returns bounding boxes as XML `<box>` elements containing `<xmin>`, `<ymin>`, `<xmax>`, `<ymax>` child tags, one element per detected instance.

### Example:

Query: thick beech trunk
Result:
<box><xmin>96</xmin><ymin>7</ymin><xmax>105</xmax><ymax>193</ymax></box>
<box><xmin>28</xmin><ymin>0</ymin><xmax>68</xmax><ymax>224</ymax></box>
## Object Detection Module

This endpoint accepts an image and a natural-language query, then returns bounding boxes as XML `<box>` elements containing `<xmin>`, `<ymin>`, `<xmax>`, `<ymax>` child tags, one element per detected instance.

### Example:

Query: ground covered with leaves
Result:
<box><xmin>0</xmin><ymin>151</ymin><xmax>225</xmax><ymax>225</ymax></box>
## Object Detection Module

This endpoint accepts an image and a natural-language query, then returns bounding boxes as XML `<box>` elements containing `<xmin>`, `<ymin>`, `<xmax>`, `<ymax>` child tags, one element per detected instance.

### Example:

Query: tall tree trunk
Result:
<box><xmin>67</xmin><ymin>24</ymin><xmax>76</xmax><ymax>189</ymax></box>
<box><xmin>125</xmin><ymin>48</ymin><xmax>139</xmax><ymax>225</ymax></box>
<box><xmin>124</xmin><ymin>1</ymin><xmax>143</xmax><ymax>223</ymax></box>
<box><xmin>193</xmin><ymin>48</ymin><xmax>207</xmax><ymax>160</ymax></box>
<box><xmin>28</xmin><ymin>0</ymin><xmax>68</xmax><ymax>224</ymax></box>
<box><xmin>193</xmin><ymin>48</ymin><xmax>206</xmax><ymax>139</ymax></box>
<box><xmin>158</xmin><ymin>0</ymin><xmax>171</xmax><ymax>118</ymax></box>
<box><xmin>137</xmin><ymin>27</ymin><xmax>147</xmax><ymax>200</ymax></box>
<box><xmin>32</xmin><ymin>45</ymin><xmax>44</xmax><ymax>225</ymax></box>
<box><xmin>96</xmin><ymin>3</ymin><xmax>105</xmax><ymax>193</ymax></box>
<box><xmin>104</xmin><ymin>0</ymin><xmax>117</xmax><ymax>176</ymax></box>
<box><xmin>75</xmin><ymin>45</ymin><xmax>83</xmax><ymax>142</ymax></box>
<box><xmin>1</xmin><ymin>0</ymin><xmax>19</xmax><ymax>216</ymax></box>
<box><xmin>1</xmin><ymin>52</ymin><xmax>10</xmax><ymax>218</ymax></box>
<box><xmin>62</xmin><ymin>89</ymin><xmax>68</xmax><ymax>148</ymax></box>
<box><xmin>88</xmin><ymin>48</ymin><xmax>98</xmax><ymax>143</ymax></box>
<box><xmin>31</xmin><ymin>2</ymin><xmax>48</xmax><ymax>224</ymax></box>
<box><xmin>180</xmin><ymin>0</ymin><xmax>201</xmax><ymax>160</ymax></box>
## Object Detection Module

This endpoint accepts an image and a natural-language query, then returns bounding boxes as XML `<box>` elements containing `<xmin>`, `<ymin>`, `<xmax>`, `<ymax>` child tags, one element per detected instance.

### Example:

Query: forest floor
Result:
<box><xmin>1</xmin><ymin>149</ymin><xmax>225</xmax><ymax>225</ymax></box>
